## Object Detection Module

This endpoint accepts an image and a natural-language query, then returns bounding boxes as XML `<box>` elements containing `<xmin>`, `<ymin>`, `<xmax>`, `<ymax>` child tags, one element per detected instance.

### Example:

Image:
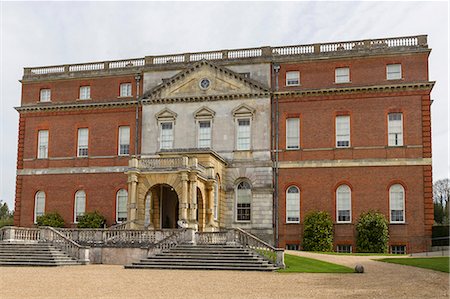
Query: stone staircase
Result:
<box><xmin>125</xmin><ymin>244</ymin><xmax>278</xmax><ymax>271</ymax></box>
<box><xmin>0</xmin><ymin>242</ymin><xmax>82</xmax><ymax>266</ymax></box>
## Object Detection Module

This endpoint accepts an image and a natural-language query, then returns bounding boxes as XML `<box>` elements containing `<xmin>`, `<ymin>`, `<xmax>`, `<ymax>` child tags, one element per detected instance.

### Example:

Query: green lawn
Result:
<box><xmin>278</xmin><ymin>254</ymin><xmax>354</xmax><ymax>273</ymax></box>
<box><xmin>376</xmin><ymin>257</ymin><xmax>449</xmax><ymax>273</ymax></box>
<box><xmin>313</xmin><ymin>251</ymin><xmax>396</xmax><ymax>256</ymax></box>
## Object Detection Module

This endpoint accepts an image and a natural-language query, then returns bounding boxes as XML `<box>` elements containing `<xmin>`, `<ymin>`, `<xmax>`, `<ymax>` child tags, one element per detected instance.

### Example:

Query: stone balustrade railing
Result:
<box><xmin>136</xmin><ymin>156</ymin><xmax>210</xmax><ymax>178</ymax></box>
<box><xmin>56</xmin><ymin>228</ymin><xmax>177</xmax><ymax>247</ymax></box>
<box><xmin>23</xmin><ymin>35</ymin><xmax>427</xmax><ymax>78</ymax></box>
<box><xmin>148</xmin><ymin>229</ymin><xmax>193</xmax><ymax>256</ymax></box>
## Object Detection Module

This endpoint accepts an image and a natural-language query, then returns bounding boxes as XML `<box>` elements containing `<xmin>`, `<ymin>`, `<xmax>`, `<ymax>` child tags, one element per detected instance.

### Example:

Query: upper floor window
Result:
<box><xmin>335</xmin><ymin>67</ymin><xmax>350</xmax><ymax>83</ymax></box>
<box><xmin>286</xmin><ymin>186</ymin><xmax>300</xmax><ymax>223</ymax></box>
<box><xmin>286</xmin><ymin>118</ymin><xmax>300</xmax><ymax>149</ymax></box>
<box><xmin>390</xmin><ymin>184</ymin><xmax>405</xmax><ymax>223</ymax></box>
<box><xmin>118</xmin><ymin>126</ymin><xmax>130</xmax><ymax>156</ymax></box>
<box><xmin>34</xmin><ymin>191</ymin><xmax>45</xmax><ymax>223</ymax></box>
<box><xmin>388</xmin><ymin>113</ymin><xmax>403</xmax><ymax>146</ymax></box>
<box><xmin>336</xmin><ymin>185</ymin><xmax>351</xmax><ymax>223</ymax></box>
<box><xmin>286</xmin><ymin>71</ymin><xmax>300</xmax><ymax>86</ymax></box>
<box><xmin>236</xmin><ymin>181</ymin><xmax>251</xmax><ymax>222</ymax></box>
<box><xmin>77</xmin><ymin>128</ymin><xmax>89</xmax><ymax>157</ymax></box>
<box><xmin>37</xmin><ymin>130</ymin><xmax>49</xmax><ymax>159</ymax></box>
<box><xmin>336</xmin><ymin>115</ymin><xmax>350</xmax><ymax>148</ymax></box>
<box><xmin>387</xmin><ymin>64</ymin><xmax>402</xmax><ymax>80</ymax></box>
<box><xmin>198</xmin><ymin>120</ymin><xmax>212</xmax><ymax>148</ymax></box>
<box><xmin>116</xmin><ymin>189</ymin><xmax>128</xmax><ymax>223</ymax></box>
<box><xmin>74</xmin><ymin>190</ymin><xmax>86</xmax><ymax>223</ymax></box>
<box><xmin>79</xmin><ymin>86</ymin><xmax>91</xmax><ymax>100</ymax></box>
<box><xmin>40</xmin><ymin>89</ymin><xmax>51</xmax><ymax>102</ymax></box>
<box><xmin>160</xmin><ymin>122</ymin><xmax>174</xmax><ymax>150</ymax></box>
<box><xmin>120</xmin><ymin>83</ymin><xmax>132</xmax><ymax>97</ymax></box>
<box><xmin>237</xmin><ymin>119</ymin><xmax>251</xmax><ymax>150</ymax></box>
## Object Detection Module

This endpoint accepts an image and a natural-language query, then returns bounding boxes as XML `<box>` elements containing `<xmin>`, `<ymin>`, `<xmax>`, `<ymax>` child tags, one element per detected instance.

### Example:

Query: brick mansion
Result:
<box><xmin>14</xmin><ymin>35</ymin><xmax>434</xmax><ymax>253</ymax></box>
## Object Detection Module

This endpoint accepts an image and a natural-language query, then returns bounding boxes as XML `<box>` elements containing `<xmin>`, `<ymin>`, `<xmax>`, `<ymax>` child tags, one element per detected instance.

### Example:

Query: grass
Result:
<box><xmin>376</xmin><ymin>257</ymin><xmax>449</xmax><ymax>273</ymax></box>
<box><xmin>278</xmin><ymin>254</ymin><xmax>354</xmax><ymax>273</ymax></box>
<box><xmin>312</xmin><ymin>251</ymin><xmax>396</xmax><ymax>256</ymax></box>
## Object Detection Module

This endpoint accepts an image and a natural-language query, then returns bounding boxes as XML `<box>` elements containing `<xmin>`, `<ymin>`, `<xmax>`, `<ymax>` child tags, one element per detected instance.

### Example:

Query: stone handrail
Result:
<box><xmin>23</xmin><ymin>35</ymin><xmax>427</xmax><ymax>77</ymax></box>
<box><xmin>42</xmin><ymin>227</ymin><xmax>89</xmax><ymax>264</ymax></box>
<box><xmin>230</xmin><ymin>228</ymin><xmax>285</xmax><ymax>268</ymax></box>
<box><xmin>148</xmin><ymin>229</ymin><xmax>193</xmax><ymax>256</ymax></box>
<box><xmin>0</xmin><ymin>227</ymin><xmax>42</xmax><ymax>241</ymax></box>
<box><xmin>138</xmin><ymin>157</ymin><xmax>187</xmax><ymax>169</ymax></box>
<box><xmin>195</xmin><ymin>231</ymin><xmax>228</xmax><ymax>245</ymax></box>
<box><xmin>109</xmin><ymin>220</ymin><xmax>135</xmax><ymax>230</ymax></box>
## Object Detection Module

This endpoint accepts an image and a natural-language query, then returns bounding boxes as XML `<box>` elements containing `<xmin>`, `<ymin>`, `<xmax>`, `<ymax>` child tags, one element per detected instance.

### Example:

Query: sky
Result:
<box><xmin>0</xmin><ymin>1</ymin><xmax>449</xmax><ymax>209</ymax></box>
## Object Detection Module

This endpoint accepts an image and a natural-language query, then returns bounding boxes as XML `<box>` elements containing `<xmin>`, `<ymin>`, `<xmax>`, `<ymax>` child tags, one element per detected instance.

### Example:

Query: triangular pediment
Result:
<box><xmin>194</xmin><ymin>106</ymin><xmax>216</xmax><ymax>119</ymax></box>
<box><xmin>155</xmin><ymin>108</ymin><xmax>177</xmax><ymax>120</ymax></box>
<box><xmin>232</xmin><ymin>104</ymin><xmax>255</xmax><ymax>117</ymax></box>
<box><xmin>142</xmin><ymin>60</ymin><xmax>269</xmax><ymax>102</ymax></box>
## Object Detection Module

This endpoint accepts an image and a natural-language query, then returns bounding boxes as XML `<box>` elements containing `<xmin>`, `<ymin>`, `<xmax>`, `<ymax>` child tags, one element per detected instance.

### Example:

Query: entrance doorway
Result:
<box><xmin>160</xmin><ymin>185</ymin><xmax>179</xmax><ymax>229</ymax></box>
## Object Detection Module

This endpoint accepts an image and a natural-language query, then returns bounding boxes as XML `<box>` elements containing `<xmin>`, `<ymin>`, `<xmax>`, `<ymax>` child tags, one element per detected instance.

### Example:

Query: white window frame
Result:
<box><xmin>335</xmin><ymin>67</ymin><xmax>350</xmax><ymax>83</ymax></box>
<box><xmin>336</xmin><ymin>115</ymin><xmax>350</xmax><ymax>148</ymax></box>
<box><xmin>390</xmin><ymin>245</ymin><xmax>406</xmax><ymax>254</ymax></box>
<box><xmin>118</xmin><ymin>126</ymin><xmax>130</xmax><ymax>156</ymax></box>
<box><xmin>236</xmin><ymin>118</ymin><xmax>251</xmax><ymax>151</ymax></box>
<box><xmin>286</xmin><ymin>118</ymin><xmax>300</xmax><ymax>150</ymax></box>
<box><xmin>197</xmin><ymin>120</ymin><xmax>212</xmax><ymax>148</ymax></box>
<box><xmin>77</xmin><ymin>128</ymin><xmax>89</xmax><ymax>157</ymax></box>
<box><xmin>40</xmin><ymin>89</ymin><xmax>51</xmax><ymax>102</ymax></box>
<box><xmin>336</xmin><ymin>185</ymin><xmax>352</xmax><ymax>223</ymax></box>
<box><xmin>37</xmin><ymin>130</ymin><xmax>49</xmax><ymax>159</ymax></box>
<box><xmin>236</xmin><ymin>181</ymin><xmax>251</xmax><ymax>222</ymax></box>
<box><xmin>34</xmin><ymin>191</ymin><xmax>46</xmax><ymax>223</ymax></box>
<box><xmin>389</xmin><ymin>184</ymin><xmax>405</xmax><ymax>223</ymax></box>
<box><xmin>286</xmin><ymin>71</ymin><xmax>300</xmax><ymax>86</ymax></box>
<box><xmin>160</xmin><ymin>121</ymin><xmax>174</xmax><ymax>150</ymax></box>
<box><xmin>336</xmin><ymin>244</ymin><xmax>352</xmax><ymax>253</ymax></box>
<box><xmin>79</xmin><ymin>86</ymin><xmax>91</xmax><ymax>100</ymax></box>
<box><xmin>388</xmin><ymin>113</ymin><xmax>403</xmax><ymax>146</ymax></box>
<box><xmin>120</xmin><ymin>83</ymin><xmax>132</xmax><ymax>97</ymax></box>
<box><xmin>286</xmin><ymin>186</ymin><xmax>300</xmax><ymax>223</ymax></box>
<box><xmin>74</xmin><ymin>190</ymin><xmax>86</xmax><ymax>223</ymax></box>
<box><xmin>116</xmin><ymin>189</ymin><xmax>128</xmax><ymax>223</ymax></box>
<box><xmin>386</xmin><ymin>64</ymin><xmax>402</xmax><ymax>80</ymax></box>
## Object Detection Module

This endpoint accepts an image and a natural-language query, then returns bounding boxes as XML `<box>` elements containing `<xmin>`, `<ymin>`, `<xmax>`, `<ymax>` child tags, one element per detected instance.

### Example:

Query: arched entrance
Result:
<box><xmin>145</xmin><ymin>184</ymin><xmax>179</xmax><ymax>229</ymax></box>
<box><xmin>196</xmin><ymin>187</ymin><xmax>205</xmax><ymax>231</ymax></box>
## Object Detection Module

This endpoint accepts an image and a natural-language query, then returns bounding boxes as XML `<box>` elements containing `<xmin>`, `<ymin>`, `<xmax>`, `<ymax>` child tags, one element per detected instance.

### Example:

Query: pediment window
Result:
<box><xmin>232</xmin><ymin>104</ymin><xmax>255</xmax><ymax>119</ymax></box>
<box><xmin>155</xmin><ymin>108</ymin><xmax>178</xmax><ymax>122</ymax></box>
<box><xmin>194</xmin><ymin>106</ymin><xmax>216</xmax><ymax>120</ymax></box>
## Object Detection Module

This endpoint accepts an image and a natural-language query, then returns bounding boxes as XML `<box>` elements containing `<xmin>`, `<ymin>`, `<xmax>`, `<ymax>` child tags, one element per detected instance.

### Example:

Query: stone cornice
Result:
<box><xmin>141</xmin><ymin>92</ymin><xmax>270</xmax><ymax>105</ymax></box>
<box><xmin>275</xmin><ymin>81</ymin><xmax>435</xmax><ymax>97</ymax></box>
<box><xmin>15</xmin><ymin>99</ymin><xmax>136</xmax><ymax>112</ymax></box>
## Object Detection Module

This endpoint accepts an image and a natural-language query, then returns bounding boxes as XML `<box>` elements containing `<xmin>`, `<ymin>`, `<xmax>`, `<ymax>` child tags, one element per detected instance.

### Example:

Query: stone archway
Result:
<box><xmin>196</xmin><ymin>187</ymin><xmax>205</xmax><ymax>231</ymax></box>
<box><xmin>144</xmin><ymin>183</ymin><xmax>180</xmax><ymax>229</ymax></box>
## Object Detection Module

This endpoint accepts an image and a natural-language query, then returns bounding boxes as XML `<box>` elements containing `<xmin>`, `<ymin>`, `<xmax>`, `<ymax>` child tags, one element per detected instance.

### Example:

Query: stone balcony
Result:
<box><xmin>22</xmin><ymin>35</ymin><xmax>429</xmax><ymax>81</ymax></box>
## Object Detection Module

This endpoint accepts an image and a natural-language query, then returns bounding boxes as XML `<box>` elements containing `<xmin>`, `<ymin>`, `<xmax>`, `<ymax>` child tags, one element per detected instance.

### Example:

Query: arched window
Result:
<box><xmin>236</xmin><ymin>181</ymin><xmax>251</xmax><ymax>221</ymax></box>
<box><xmin>74</xmin><ymin>190</ymin><xmax>86</xmax><ymax>223</ymax></box>
<box><xmin>286</xmin><ymin>186</ymin><xmax>300</xmax><ymax>223</ymax></box>
<box><xmin>336</xmin><ymin>185</ymin><xmax>351</xmax><ymax>223</ymax></box>
<box><xmin>116</xmin><ymin>189</ymin><xmax>128</xmax><ymax>223</ymax></box>
<box><xmin>34</xmin><ymin>191</ymin><xmax>46</xmax><ymax>223</ymax></box>
<box><xmin>214</xmin><ymin>176</ymin><xmax>219</xmax><ymax>220</ymax></box>
<box><xmin>390</xmin><ymin>184</ymin><xmax>405</xmax><ymax>223</ymax></box>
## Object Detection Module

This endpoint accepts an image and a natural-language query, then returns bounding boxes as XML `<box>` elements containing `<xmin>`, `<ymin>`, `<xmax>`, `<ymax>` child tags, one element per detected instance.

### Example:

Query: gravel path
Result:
<box><xmin>0</xmin><ymin>253</ymin><xmax>448</xmax><ymax>299</ymax></box>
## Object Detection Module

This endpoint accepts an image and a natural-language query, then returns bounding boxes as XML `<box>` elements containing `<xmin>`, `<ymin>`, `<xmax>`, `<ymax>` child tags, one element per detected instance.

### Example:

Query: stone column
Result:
<box><xmin>180</xmin><ymin>172</ymin><xmax>189</xmax><ymax>222</ymax></box>
<box><xmin>127</xmin><ymin>162</ymin><xmax>139</xmax><ymax>229</ymax></box>
<box><xmin>205</xmin><ymin>181</ymin><xmax>215</xmax><ymax>231</ymax></box>
<box><xmin>144</xmin><ymin>192</ymin><xmax>154</xmax><ymax>229</ymax></box>
<box><xmin>189</xmin><ymin>173</ymin><xmax>198</xmax><ymax>230</ymax></box>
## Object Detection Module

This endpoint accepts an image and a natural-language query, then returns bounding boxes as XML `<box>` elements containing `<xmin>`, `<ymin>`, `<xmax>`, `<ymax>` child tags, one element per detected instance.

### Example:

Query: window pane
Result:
<box><xmin>387</xmin><ymin>64</ymin><xmax>402</xmax><ymax>80</ymax></box>
<box><xmin>336</xmin><ymin>116</ymin><xmax>350</xmax><ymax>147</ymax></box>
<box><xmin>78</xmin><ymin>128</ymin><xmax>89</xmax><ymax>157</ymax></box>
<box><xmin>38</xmin><ymin>130</ymin><xmax>49</xmax><ymax>159</ymax></box>
<box><xmin>35</xmin><ymin>191</ymin><xmax>45</xmax><ymax>222</ymax></box>
<box><xmin>237</xmin><ymin>182</ymin><xmax>251</xmax><ymax>221</ymax></box>
<box><xmin>286</xmin><ymin>186</ymin><xmax>300</xmax><ymax>223</ymax></box>
<box><xmin>237</xmin><ymin>119</ymin><xmax>250</xmax><ymax>150</ymax></box>
<box><xmin>198</xmin><ymin>121</ymin><xmax>211</xmax><ymax>148</ymax></box>
<box><xmin>160</xmin><ymin>122</ymin><xmax>173</xmax><ymax>149</ymax></box>
<box><xmin>286</xmin><ymin>118</ymin><xmax>300</xmax><ymax>149</ymax></box>
<box><xmin>117</xmin><ymin>189</ymin><xmax>128</xmax><ymax>222</ymax></box>
<box><xmin>40</xmin><ymin>89</ymin><xmax>51</xmax><ymax>102</ymax></box>
<box><xmin>75</xmin><ymin>191</ymin><xmax>86</xmax><ymax>222</ymax></box>
<box><xmin>120</xmin><ymin>83</ymin><xmax>132</xmax><ymax>97</ymax></box>
<box><xmin>388</xmin><ymin>113</ymin><xmax>403</xmax><ymax>146</ymax></box>
<box><xmin>286</xmin><ymin>71</ymin><xmax>300</xmax><ymax>86</ymax></box>
<box><xmin>390</xmin><ymin>184</ymin><xmax>405</xmax><ymax>222</ymax></box>
<box><xmin>80</xmin><ymin>86</ymin><xmax>91</xmax><ymax>99</ymax></box>
<box><xmin>335</xmin><ymin>68</ymin><xmax>350</xmax><ymax>83</ymax></box>
<box><xmin>337</xmin><ymin>185</ymin><xmax>351</xmax><ymax>222</ymax></box>
<box><xmin>119</xmin><ymin>126</ymin><xmax>130</xmax><ymax>155</ymax></box>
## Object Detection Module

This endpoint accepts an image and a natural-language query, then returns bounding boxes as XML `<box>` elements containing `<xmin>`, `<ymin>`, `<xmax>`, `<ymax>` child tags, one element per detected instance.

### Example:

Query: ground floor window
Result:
<box><xmin>390</xmin><ymin>245</ymin><xmax>406</xmax><ymax>254</ymax></box>
<box><xmin>286</xmin><ymin>244</ymin><xmax>299</xmax><ymax>250</ymax></box>
<box><xmin>336</xmin><ymin>244</ymin><xmax>352</xmax><ymax>253</ymax></box>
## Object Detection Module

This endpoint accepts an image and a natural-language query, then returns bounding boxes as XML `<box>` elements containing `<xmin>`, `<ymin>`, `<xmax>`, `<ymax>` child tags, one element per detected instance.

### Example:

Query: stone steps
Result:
<box><xmin>125</xmin><ymin>244</ymin><xmax>277</xmax><ymax>271</ymax></box>
<box><xmin>0</xmin><ymin>242</ymin><xmax>83</xmax><ymax>267</ymax></box>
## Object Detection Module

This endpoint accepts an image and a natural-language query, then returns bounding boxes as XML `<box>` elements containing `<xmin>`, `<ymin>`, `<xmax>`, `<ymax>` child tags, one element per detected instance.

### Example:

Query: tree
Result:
<box><xmin>302</xmin><ymin>211</ymin><xmax>334</xmax><ymax>252</ymax></box>
<box><xmin>433</xmin><ymin>179</ymin><xmax>450</xmax><ymax>224</ymax></box>
<box><xmin>356</xmin><ymin>211</ymin><xmax>389</xmax><ymax>253</ymax></box>
<box><xmin>0</xmin><ymin>201</ymin><xmax>14</xmax><ymax>228</ymax></box>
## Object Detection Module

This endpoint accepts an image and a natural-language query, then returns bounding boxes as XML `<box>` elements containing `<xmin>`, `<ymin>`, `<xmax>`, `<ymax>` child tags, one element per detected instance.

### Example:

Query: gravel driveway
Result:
<box><xmin>0</xmin><ymin>252</ymin><xmax>448</xmax><ymax>299</ymax></box>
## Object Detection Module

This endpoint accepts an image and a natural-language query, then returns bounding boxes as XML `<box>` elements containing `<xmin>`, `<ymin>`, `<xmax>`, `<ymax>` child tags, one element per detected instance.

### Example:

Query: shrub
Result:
<box><xmin>302</xmin><ymin>211</ymin><xmax>334</xmax><ymax>252</ymax></box>
<box><xmin>356</xmin><ymin>211</ymin><xmax>389</xmax><ymax>253</ymax></box>
<box><xmin>36</xmin><ymin>212</ymin><xmax>65</xmax><ymax>228</ymax></box>
<box><xmin>77</xmin><ymin>211</ymin><xmax>106</xmax><ymax>228</ymax></box>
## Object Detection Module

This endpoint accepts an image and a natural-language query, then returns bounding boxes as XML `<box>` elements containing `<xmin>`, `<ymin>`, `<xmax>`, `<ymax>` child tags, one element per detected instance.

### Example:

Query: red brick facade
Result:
<box><xmin>14</xmin><ymin>36</ymin><xmax>433</xmax><ymax>253</ymax></box>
